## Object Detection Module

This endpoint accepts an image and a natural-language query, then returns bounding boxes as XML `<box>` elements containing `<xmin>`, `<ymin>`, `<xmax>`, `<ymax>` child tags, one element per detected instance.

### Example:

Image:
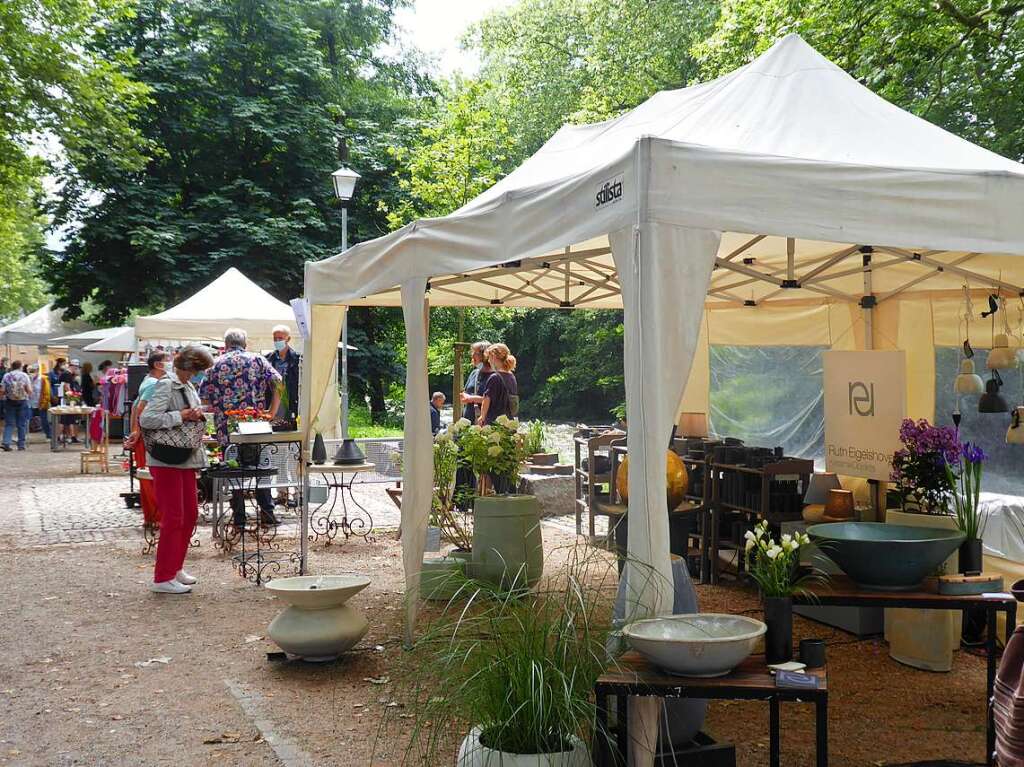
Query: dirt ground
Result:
<box><xmin>0</xmin><ymin>440</ymin><xmax>997</xmax><ymax>766</ymax></box>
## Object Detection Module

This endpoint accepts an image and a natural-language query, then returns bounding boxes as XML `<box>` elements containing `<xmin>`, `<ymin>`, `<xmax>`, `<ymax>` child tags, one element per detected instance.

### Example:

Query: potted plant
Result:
<box><xmin>524</xmin><ymin>420</ymin><xmax>558</xmax><ymax>466</ymax></box>
<box><xmin>945</xmin><ymin>441</ymin><xmax>988</xmax><ymax>575</ymax></box>
<box><xmin>890</xmin><ymin>418</ymin><xmax>960</xmax><ymax>515</ymax></box>
<box><xmin>745</xmin><ymin>521</ymin><xmax>814</xmax><ymax>664</ymax></box>
<box><xmin>399</xmin><ymin>550</ymin><xmax>612</xmax><ymax>766</ymax></box>
<box><xmin>459</xmin><ymin>416</ymin><xmax>542</xmax><ymax>589</ymax></box>
<box><xmin>224</xmin><ymin>407</ymin><xmax>274</xmax><ymax>466</ymax></box>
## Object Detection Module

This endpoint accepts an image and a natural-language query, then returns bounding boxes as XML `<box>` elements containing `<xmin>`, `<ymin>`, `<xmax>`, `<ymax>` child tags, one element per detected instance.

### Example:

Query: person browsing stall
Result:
<box><xmin>1</xmin><ymin>361</ymin><xmax>33</xmax><ymax>451</ymax></box>
<box><xmin>459</xmin><ymin>340</ymin><xmax>492</xmax><ymax>423</ymax></box>
<box><xmin>477</xmin><ymin>343</ymin><xmax>518</xmax><ymax>426</ymax></box>
<box><xmin>138</xmin><ymin>345</ymin><xmax>214</xmax><ymax>594</ymax></box>
<box><xmin>266</xmin><ymin>325</ymin><xmax>300</xmax><ymax>427</ymax></box>
<box><xmin>430</xmin><ymin>392</ymin><xmax>445</xmax><ymax>435</ymax></box>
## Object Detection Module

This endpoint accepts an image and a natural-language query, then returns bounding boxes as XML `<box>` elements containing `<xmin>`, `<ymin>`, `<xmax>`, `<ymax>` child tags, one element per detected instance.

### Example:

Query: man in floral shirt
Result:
<box><xmin>201</xmin><ymin>328</ymin><xmax>281</xmax><ymax>524</ymax></box>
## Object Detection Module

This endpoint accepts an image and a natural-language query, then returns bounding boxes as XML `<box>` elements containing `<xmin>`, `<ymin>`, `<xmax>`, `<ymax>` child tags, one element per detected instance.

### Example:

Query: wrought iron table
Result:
<box><xmin>307</xmin><ymin>462</ymin><xmax>377</xmax><ymax>545</ymax></box>
<box><xmin>794</xmin><ymin>576</ymin><xmax>1017</xmax><ymax>767</ymax></box>
<box><xmin>594</xmin><ymin>652</ymin><xmax>828</xmax><ymax>767</ymax></box>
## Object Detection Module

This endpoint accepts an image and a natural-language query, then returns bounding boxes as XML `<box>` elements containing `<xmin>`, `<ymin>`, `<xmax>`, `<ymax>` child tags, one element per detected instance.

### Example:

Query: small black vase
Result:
<box><xmin>959</xmin><ymin>538</ymin><xmax>984</xmax><ymax>575</ymax></box>
<box><xmin>311</xmin><ymin>432</ymin><xmax>327</xmax><ymax>465</ymax></box>
<box><xmin>764</xmin><ymin>596</ymin><xmax>793</xmax><ymax>664</ymax></box>
<box><xmin>238</xmin><ymin>443</ymin><xmax>262</xmax><ymax>468</ymax></box>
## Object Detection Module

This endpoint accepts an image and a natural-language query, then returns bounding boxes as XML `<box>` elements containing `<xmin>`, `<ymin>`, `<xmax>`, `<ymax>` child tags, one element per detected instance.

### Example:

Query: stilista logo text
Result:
<box><xmin>595</xmin><ymin>173</ymin><xmax>624</xmax><ymax>208</ymax></box>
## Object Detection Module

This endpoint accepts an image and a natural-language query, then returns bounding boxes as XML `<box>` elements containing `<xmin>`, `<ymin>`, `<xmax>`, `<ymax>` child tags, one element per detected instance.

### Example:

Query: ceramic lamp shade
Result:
<box><xmin>988</xmin><ymin>334</ymin><xmax>1019</xmax><ymax>370</ymax></box>
<box><xmin>804</xmin><ymin>471</ymin><xmax>842</xmax><ymax>505</ymax></box>
<box><xmin>678</xmin><ymin>412</ymin><xmax>708</xmax><ymax>438</ymax></box>
<box><xmin>823</xmin><ymin>488</ymin><xmax>856</xmax><ymax>521</ymax></box>
<box><xmin>980</xmin><ymin>378</ymin><xmax>1010</xmax><ymax>414</ymax></box>
<box><xmin>955</xmin><ymin>359</ymin><xmax>985</xmax><ymax>395</ymax></box>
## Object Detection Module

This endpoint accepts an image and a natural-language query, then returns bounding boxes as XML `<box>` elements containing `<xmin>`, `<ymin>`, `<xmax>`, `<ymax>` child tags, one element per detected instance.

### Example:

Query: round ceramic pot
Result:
<box><xmin>469</xmin><ymin>495</ymin><xmax>544</xmax><ymax>590</ymax></box>
<box><xmin>265</xmin><ymin>576</ymin><xmax>370</xmax><ymax>662</ymax></box>
<box><xmin>959</xmin><ymin>538</ymin><xmax>984</xmax><ymax>575</ymax></box>
<box><xmin>457</xmin><ymin>727</ymin><xmax>589</xmax><ymax>767</ymax></box>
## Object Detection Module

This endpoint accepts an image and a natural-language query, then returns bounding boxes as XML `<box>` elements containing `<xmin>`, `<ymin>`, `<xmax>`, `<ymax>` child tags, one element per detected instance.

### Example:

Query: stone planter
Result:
<box><xmin>528</xmin><ymin>452</ymin><xmax>559</xmax><ymax>466</ymax></box>
<box><xmin>265</xmin><ymin>575</ymin><xmax>370</xmax><ymax>662</ymax></box>
<box><xmin>470</xmin><ymin>495</ymin><xmax>544</xmax><ymax>590</ymax></box>
<box><xmin>420</xmin><ymin>556</ymin><xmax>466</xmax><ymax>602</ymax></box>
<box><xmin>457</xmin><ymin>727</ymin><xmax>589</xmax><ymax>767</ymax></box>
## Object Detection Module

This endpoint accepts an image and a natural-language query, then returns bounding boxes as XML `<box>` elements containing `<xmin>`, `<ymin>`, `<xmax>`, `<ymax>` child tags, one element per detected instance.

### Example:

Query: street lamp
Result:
<box><xmin>331</xmin><ymin>165</ymin><xmax>365</xmax><ymax>465</ymax></box>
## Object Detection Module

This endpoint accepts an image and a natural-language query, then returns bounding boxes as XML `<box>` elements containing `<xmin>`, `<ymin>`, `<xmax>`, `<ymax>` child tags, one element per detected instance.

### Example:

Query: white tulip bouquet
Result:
<box><xmin>744</xmin><ymin>521</ymin><xmax>814</xmax><ymax>598</ymax></box>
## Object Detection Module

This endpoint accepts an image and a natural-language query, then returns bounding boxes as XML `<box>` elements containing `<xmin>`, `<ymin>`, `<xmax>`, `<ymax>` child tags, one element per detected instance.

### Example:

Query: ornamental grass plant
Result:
<box><xmin>387</xmin><ymin>545</ymin><xmax>620</xmax><ymax>763</ymax></box>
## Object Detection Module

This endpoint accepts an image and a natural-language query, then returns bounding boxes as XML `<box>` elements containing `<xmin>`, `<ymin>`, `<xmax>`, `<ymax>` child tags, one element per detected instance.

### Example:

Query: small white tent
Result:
<box><xmin>303</xmin><ymin>34</ymin><xmax>1024</xmax><ymax>679</ymax></box>
<box><xmin>135</xmin><ymin>267</ymin><xmax>296</xmax><ymax>348</ymax></box>
<box><xmin>82</xmin><ymin>326</ymin><xmax>137</xmax><ymax>354</ymax></box>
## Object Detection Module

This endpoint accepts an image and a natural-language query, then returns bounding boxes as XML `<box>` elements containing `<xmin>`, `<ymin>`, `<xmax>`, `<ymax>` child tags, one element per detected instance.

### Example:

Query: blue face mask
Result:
<box><xmin>273</xmin><ymin>340</ymin><xmax>287</xmax><ymax>352</ymax></box>
<box><xmin>191</xmin><ymin>372</ymin><xmax>206</xmax><ymax>386</ymax></box>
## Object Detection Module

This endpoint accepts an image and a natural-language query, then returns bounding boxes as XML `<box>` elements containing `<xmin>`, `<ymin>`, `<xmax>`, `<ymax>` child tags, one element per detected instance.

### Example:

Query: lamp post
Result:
<box><xmin>331</xmin><ymin>166</ymin><xmax>365</xmax><ymax>465</ymax></box>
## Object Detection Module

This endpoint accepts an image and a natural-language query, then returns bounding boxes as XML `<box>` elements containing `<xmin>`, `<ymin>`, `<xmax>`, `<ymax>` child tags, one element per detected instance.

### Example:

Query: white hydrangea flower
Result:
<box><xmin>487</xmin><ymin>445</ymin><xmax>503</xmax><ymax>456</ymax></box>
<box><xmin>436</xmin><ymin>432</ymin><xmax>450</xmax><ymax>443</ymax></box>
<box><xmin>507</xmin><ymin>418</ymin><xmax>520</xmax><ymax>430</ymax></box>
<box><xmin>457</xmin><ymin>417</ymin><xmax>471</xmax><ymax>428</ymax></box>
<box><xmin>488</xmin><ymin>431</ymin><xmax>502</xmax><ymax>444</ymax></box>
<box><xmin>495</xmin><ymin>414</ymin><xmax>509</xmax><ymax>426</ymax></box>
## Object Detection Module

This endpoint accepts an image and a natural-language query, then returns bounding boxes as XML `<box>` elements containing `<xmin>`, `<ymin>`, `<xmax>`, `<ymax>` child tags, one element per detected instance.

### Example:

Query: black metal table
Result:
<box><xmin>307</xmin><ymin>463</ymin><xmax>376</xmax><ymax>545</ymax></box>
<box><xmin>594</xmin><ymin>652</ymin><xmax>828</xmax><ymax>767</ymax></box>
<box><xmin>207</xmin><ymin>466</ymin><xmax>297</xmax><ymax>584</ymax></box>
<box><xmin>794</xmin><ymin>576</ymin><xmax>1017</xmax><ymax>767</ymax></box>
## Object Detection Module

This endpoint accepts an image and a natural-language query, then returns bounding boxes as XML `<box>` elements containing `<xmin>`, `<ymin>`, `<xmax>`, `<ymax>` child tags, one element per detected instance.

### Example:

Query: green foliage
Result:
<box><xmin>0</xmin><ymin>170</ymin><xmax>47</xmax><ymax>320</ymax></box>
<box><xmin>696</xmin><ymin>0</ymin><xmax>1024</xmax><ymax>162</ymax></box>
<box><xmin>45</xmin><ymin>0</ymin><xmax>420</xmax><ymax>322</ymax></box>
<box><xmin>523</xmin><ymin>419</ymin><xmax>546</xmax><ymax>456</ymax></box>
<box><xmin>397</xmin><ymin>546</ymin><xmax>617</xmax><ymax>762</ymax></box>
<box><xmin>347</xmin><ymin>404</ymin><xmax>402</xmax><ymax>439</ymax></box>
<box><xmin>456</xmin><ymin>416</ymin><xmax>527</xmax><ymax>493</ymax></box>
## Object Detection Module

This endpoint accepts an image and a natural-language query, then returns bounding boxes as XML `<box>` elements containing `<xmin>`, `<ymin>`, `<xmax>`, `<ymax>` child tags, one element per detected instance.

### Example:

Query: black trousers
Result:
<box><xmin>231</xmin><ymin>488</ymin><xmax>276</xmax><ymax>524</ymax></box>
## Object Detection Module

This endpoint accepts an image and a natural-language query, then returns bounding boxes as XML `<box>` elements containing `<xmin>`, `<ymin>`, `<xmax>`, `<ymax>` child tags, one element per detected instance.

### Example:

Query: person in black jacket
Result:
<box><xmin>266</xmin><ymin>325</ymin><xmax>300</xmax><ymax>426</ymax></box>
<box><xmin>430</xmin><ymin>392</ymin><xmax>445</xmax><ymax>435</ymax></box>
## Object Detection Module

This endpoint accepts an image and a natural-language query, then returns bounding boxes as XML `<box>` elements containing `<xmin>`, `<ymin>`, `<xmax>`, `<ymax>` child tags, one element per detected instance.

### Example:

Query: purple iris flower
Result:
<box><xmin>962</xmin><ymin>442</ymin><xmax>987</xmax><ymax>464</ymax></box>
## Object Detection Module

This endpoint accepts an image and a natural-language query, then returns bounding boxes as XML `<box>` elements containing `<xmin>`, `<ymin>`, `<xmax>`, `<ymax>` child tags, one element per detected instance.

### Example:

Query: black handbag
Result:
<box><xmin>143</xmin><ymin>387</ymin><xmax>204</xmax><ymax>465</ymax></box>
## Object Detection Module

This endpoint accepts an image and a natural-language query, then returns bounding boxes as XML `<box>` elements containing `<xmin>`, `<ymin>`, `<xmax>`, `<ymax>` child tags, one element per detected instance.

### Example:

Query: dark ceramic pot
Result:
<box><xmin>959</xmin><ymin>537</ymin><xmax>984</xmax><ymax>575</ymax></box>
<box><xmin>311</xmin><ymin>433</ymin><xmax>327</xmax><ymax>465</ymax></box>
<box><xmin>238</xmin><ymin>443</ymin><xmax>262</xmax><ymax>468</ymax></box>
<box><xmin>764</xmin><ymin>596</ymin><xmax>793</xmax><ymax>664</ymax></box>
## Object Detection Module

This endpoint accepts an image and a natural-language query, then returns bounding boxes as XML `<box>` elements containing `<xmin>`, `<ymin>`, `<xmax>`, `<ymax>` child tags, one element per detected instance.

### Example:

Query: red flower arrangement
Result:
<box><xmin>224</xmin><ymin>407</ymin><xmax>273</xmax><ymax>433</ymax></box>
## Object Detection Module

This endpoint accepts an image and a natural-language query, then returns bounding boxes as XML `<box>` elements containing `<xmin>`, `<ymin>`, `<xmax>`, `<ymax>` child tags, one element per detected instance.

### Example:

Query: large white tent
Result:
<box><xmin>0</xmin><ymin>304</ymin><xmax>93</xmax><ymax>347</ymax></box>
<box><xmin>302</xmin><ymin>32</ymin><xmax>1024</xmax><ymax>698</ymax></box>
<box><xmin>135</xmin><ymin>267</ymin><xmax>296</xmax><ymax>348</ymax></box>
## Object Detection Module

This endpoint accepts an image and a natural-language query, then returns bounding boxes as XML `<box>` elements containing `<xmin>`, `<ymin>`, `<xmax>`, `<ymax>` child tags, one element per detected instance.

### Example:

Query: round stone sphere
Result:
<box><xmin>617</xmin><ymin>451</ymin><xmax>689</xmax><ymax>510</ymax></box>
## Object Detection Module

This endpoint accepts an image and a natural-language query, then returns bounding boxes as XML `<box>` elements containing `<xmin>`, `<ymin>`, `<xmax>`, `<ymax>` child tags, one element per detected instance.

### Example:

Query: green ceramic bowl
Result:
<box><xmin>807</xmin><ymin>522</ymin><xmax>965</xmax><ymax>591</ymax></box>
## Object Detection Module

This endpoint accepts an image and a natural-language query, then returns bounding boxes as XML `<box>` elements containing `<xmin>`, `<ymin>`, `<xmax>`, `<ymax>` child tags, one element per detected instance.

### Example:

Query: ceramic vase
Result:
<box><xmin>311</xmin><ymin>432</ymin><xmax>327</xmax><ymax>464</ymax></box>
<box><xmin>265</xmin><ymin>576</ymin><xmax>370</xmax><ymax>662</ymax></box>
<box><xmin>959</xmin><ymin>537</ymin><xmax>984</xmax><ymax>575</ymax></box>
<box><xmin>763</xmin><ymin>596</ymin><xmax>793</xmax><ymax>664</ymax></box>
<box><xmin>238</xmin><ymin>442</ymin><xmax>262</xmax><ymax>468</ymax></box>
<box><xmin>457</xmin><ymin>727</ymin><xmax>589</xmax><ymax>767</ymax></box>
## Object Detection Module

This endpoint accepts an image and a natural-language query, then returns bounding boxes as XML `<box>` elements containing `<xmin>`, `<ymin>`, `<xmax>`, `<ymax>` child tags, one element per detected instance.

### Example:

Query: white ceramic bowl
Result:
<box><xmin>264</xmin><ymin>575</ymin><xmax>370</xmax><ymax>609</ymax></box>
<box><xmin>622</xmin><ymin>613</ymin><xmax>766</xmax><ymax>677</ymax></box>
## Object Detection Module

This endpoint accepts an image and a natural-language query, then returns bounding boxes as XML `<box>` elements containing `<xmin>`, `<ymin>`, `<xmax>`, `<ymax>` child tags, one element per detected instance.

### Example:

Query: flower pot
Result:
<box><xmin>265</xmin><ymin>576</ymin><xmax>370</xmax><ymax>662</ymax></box>
<box><xmin>959</xmin><ymin>537</ymin><xmax>984</xmax><ymax>575</ymax></box>
<box><xmin>420</xmin><ymin>556</ymin><xmax>466</xmax><ymax>602</ymax></box>
<box><xmin>763</xmin><ymin>596</ymin><xmax>793</xmax><ymax>664</ymax></box>
<box><xmin>469</xmin><ymin>495</ymin><xmax>544</xmax><ymax>590</ymax></box>
<box><xmin>457</xmin><ymin>727</ymin><xmax>589</xmax><ymax>767</ymax></box>
<box><xmin>449</xmin><ymin>548</ymin><xmax>472</xmax><ymax>563</ymax></box>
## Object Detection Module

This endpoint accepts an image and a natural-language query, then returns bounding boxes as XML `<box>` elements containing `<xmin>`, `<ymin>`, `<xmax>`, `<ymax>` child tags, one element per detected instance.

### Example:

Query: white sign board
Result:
<box><xmin>290</xmin><ymin>298</ymin><xmax>310</xmax><ymax>339</ymax></box>
<box><xmin>823</xmin><ymin>350</ymin><xmax>906</xmax><ymax>481</ymax></box>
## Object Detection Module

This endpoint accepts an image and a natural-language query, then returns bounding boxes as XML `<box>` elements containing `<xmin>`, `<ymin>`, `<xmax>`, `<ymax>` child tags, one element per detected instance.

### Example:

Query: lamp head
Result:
<box><xmin>331</xmin><ymin>166</ymin><xmax>361</xmax><ymax>201</ymax></box>
<box><xmin>979</xmin><ymin>376</ymin><xmax>1009</xmax><ymax>413</ymax></box>
<box><xmin>954</xmin><ymin>358</ymin><xmax>985</xmax><ymax>395</ymax></box>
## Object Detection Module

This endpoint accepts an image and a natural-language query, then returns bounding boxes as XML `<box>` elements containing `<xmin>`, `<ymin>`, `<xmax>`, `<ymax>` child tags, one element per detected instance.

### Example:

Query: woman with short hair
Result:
<box><xmin>477</xmin><ymin>343</ymin><xmax>518</xmax><ymax>426</ymax></box>
<box><xmin>139</xmin><ymin>345</ymin><xmax>214</xmax><ymax>594</ymax></box>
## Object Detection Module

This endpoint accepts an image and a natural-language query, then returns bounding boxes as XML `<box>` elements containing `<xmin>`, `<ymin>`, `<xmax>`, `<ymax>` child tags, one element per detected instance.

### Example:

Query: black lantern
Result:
<box><xmin>979</xmin><ymin>373</ymin><xmax>1009</xmax><ymax>414</ymax></box>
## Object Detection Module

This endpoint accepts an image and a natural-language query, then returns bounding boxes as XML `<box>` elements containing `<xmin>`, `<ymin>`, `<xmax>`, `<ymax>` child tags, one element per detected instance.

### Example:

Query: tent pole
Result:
<box><xmin>861</xmin><ymin>249</ymin><xmax>883</xmax><ymax>519</ymax></box>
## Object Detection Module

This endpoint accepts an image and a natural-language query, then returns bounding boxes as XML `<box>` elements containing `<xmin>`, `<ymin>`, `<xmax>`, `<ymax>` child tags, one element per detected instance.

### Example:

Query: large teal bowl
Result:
<box><xmin>807</xmin><ymin>522</ymin><xmax>965</xmax><ymax>591</ymax></box>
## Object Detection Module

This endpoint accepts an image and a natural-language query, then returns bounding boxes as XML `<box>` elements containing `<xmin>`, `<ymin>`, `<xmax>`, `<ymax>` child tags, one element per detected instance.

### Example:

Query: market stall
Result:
<box><xmin>303</xmin><ymin>35</ymin><xmax>1024</xmax><ymax>650</ymax></box>
<box><xmin>0</xmin><ymin>303</ymin><xmax>93</xmax><ymax>363</ymax></box>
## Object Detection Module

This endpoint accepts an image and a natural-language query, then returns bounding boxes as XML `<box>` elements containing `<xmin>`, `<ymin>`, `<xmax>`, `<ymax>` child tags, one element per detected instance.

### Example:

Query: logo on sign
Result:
<box><xmin>595</xmin><ymin>173</ymin><xmax>624</xmax><ymax>208</ymax></box>
<box><xmin>848</xmin><ymin>381</ymin><xmax>875</xmax><ymax>416</ymax></box>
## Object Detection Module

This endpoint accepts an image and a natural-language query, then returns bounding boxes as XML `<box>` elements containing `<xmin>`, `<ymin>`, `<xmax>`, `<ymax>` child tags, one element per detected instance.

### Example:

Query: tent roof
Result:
<box><xmin>306</xmin><ymin>34</ymin><xmax>1024</xmax><ymax>310</ymax></box>
<box><xmin>82</xmin><ymin>326</ymin><xmax>137</xmax><ymax>353</ymax></box>
<box><xmin>49</xmin><ymin>326</ymin><xmax>130</xmax><ymax>345</ymax></box>
<box><xmin>135</xmin><ymin>268</ymin><xmax>296</xmax><ymax>346</ymax></box>
<box><xmin>0</xmin><ymin>304</ymin><xmax>93</xmax><ymax>346</ymax></box>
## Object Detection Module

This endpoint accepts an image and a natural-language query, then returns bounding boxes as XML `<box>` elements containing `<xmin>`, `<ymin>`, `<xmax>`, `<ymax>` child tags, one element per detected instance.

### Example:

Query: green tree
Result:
<box><xmin>46</xmin><ymin>0</ymin><xmax>416</xmax><ymax>323</ymax></box>
<box><xmin>696</xmin><ymin>0</ymin><xmax>1024</xmax><ymax>161</ymax></box>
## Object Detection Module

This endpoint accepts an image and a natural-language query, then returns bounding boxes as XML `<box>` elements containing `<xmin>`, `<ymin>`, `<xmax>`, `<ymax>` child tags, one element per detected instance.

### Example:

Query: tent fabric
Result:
<box><xmin>135</xmin><ymin>267</ymin><xmax>296</xmax><ymax>347</ymax></box>
<box><xmin>0</xmin><ymin>304</ymin><xmax>92</xmax><ymax>347</ymax></box>
<box><xmin>50</xmin><ymin>327</ymin><xmax>131</xmax><ymax>345</ymax></box>
<box><xmin>302</xmin><ymin>35</ymin><xmax>1024</xmax><ymax>745</ymax></box>
<box><xmin>82</xmin><ymin>326</ymin><xmax>137</xmax><ymax>353</ymax></box>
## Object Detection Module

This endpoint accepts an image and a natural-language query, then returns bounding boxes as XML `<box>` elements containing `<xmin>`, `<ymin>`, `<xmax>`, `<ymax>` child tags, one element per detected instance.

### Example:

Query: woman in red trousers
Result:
<box><xmin>139</xmin><ymin>346</ymin><xmax>214</xmax><ymax>594</ymax></box>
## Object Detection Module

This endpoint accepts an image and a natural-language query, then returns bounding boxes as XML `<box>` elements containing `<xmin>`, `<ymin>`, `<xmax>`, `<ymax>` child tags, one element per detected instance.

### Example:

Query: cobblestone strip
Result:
<box><xmin>224</xmin><ymin>679</ymin><xmax>316</xmax><ymax>767</ymax></box>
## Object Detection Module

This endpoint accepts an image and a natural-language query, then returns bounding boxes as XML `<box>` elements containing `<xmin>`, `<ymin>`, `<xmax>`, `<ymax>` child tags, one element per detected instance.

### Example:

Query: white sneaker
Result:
<box><xmin>150</xmin><ymin>580</ymin><xmax>191</xmax><ymax>594</ymax></box>
<box><xmin>174</xmin><ymin>570</ymin><xmax>197</xmax><ymax>585</ymax></box>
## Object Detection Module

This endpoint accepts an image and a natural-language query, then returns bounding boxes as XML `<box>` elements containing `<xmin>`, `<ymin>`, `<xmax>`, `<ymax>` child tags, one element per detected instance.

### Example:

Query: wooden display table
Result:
<box><xmin>595</xmin><ymin>652</ymin><xmax>827</xmax><ymax>767</ymax></box>
<box><xmin>793</xmin><ymin>576</ymin><xmax>1017</xmax><ymax>766</ymax></box>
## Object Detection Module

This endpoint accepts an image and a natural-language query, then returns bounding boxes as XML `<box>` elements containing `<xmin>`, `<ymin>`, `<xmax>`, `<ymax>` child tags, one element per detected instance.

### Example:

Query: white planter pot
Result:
<box><xmin>265</xmin><ymin>575</ymin><xmax>370</xmax><ymax>662</ymax></box>
<box><xmin>457</xmin><ymin>727</ymin><xmax>589</xmax><ymax>767</ymax></box>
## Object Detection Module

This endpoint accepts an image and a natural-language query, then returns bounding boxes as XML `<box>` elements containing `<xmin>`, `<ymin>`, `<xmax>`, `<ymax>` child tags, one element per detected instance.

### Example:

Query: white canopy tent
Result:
<box><xmin>135</xmin><ymin>267</ymin><xmax>297</xmax><ymax>349</ymax></box>
<box><xmin>303</xmin><ymin>33</ymin><xmax>1024</xmax><ymax>702</ymax></box>
<box><xmin>0</xmin><ymin>304</ymin><xmax>92</xmax><ymax>347</ymax></box>
<box><xmin>49</xmin><ymin>327</ymin><xmax>131</xmax><ymax>346</ymax></box>
<box><xmin>82</xmin><ymin>326</ymin><xmax>137</xmax><ymax>354</ymax></box>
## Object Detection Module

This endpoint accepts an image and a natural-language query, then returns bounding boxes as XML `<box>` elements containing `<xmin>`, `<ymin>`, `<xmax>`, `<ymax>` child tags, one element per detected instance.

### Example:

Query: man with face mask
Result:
<box><xmin>266</xmin><ymin>325</ymin><xmax>300</xmax><ymax>429</ymax></box>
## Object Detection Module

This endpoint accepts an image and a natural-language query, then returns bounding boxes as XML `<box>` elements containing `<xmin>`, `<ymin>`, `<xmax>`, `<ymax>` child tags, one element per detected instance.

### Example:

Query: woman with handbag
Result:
<box><xmin>139</xmin><ymin>346</ymin><xmax>214</xmax><ymax>594</ymax></box>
